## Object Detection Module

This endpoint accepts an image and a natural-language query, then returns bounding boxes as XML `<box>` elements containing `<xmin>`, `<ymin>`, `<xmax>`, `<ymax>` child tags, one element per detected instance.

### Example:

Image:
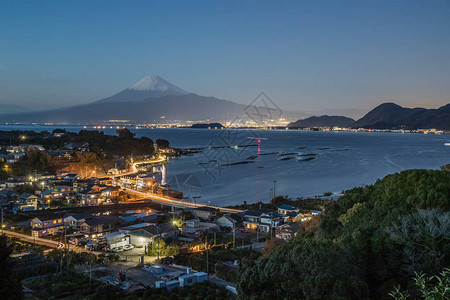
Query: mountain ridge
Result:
<box><xmin>355</xmin><ymin>102</ymin><xmax>450</xmax><ymax>129</ymax></box>
<box><xmin>93</xmin><ymin>75</ymin><xmax>189</xmax><ymax>104</ymax></box>
<box><xmin>288</xmin><ymin>115</ymin><xmax>355</xmax><ymax>128</ymax></box>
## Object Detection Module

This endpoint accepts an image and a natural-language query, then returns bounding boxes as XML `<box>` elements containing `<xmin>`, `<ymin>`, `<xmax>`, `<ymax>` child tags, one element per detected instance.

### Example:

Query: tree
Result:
<box><xmin>156</xmin><ymin>139</ymin><xmax>170</xmax><ymax>149</ymax></box>
<box><xmin>261</xmin><ymin>238</ymin><xmax>284</xmax><ymax>257</ymax></box>
<box><xmin>238</xmin><ymin>169</ymin><xmax>450</xmax><ymax>299</ymax></box>
<box><xmin>387</xmin><ymin>209</ymin><xmax>450</xmax><ymax>276</ymax></box>
<box><xmin>148</xmin><ymin>239</ymin><xmax>179</xmax><ymax>257</ymax></box>
<box><xmin>390</xmin><ymin>268</ymin><xmax>450</xmax><ymax>299</ymax></box>
<box><xmin>0</xmin><ymin>236</ymin><xmax>22</xmax><ymax>299</ymax></box>
<box><xmin>116</xmin><ymin>128</ymin><xmax>135</xmax><ymax>140</ymax></box>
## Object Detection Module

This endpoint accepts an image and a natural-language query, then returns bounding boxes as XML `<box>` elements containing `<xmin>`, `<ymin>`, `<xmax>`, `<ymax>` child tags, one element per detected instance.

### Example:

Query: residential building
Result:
<box><xmin>31</xmin><ymin>214</ymin><xmax>65</xmax><ymax>237</ymax></box>
<box><xmin>101</xmin><ymin>232</ymin><xmax>130</xmax><ymax>250</ymax></box>
<box><xmin>259</xmin><ymin>213</ymin><xmax>284</xmax><ymax>232</ymax></box>
<box><xmin>79</xmin><ymin>216</ymin><xmax>124</xmax><ymax>238</ymax></box>
<box><xmin>18</xmin><ymin>193</ymin><xmax>38</xmax><ymax>210</ymax></box>
<box><xmin>276</xmin><ymin>222</ymin><xmax>302</xmax><ymax>240</ymax></box>
<box><xmin>243</xmin><ymin>209</ymin><xmax>284</xmax><ymax>232</ymax></box>
<box><xmin>277</xmin><ymin>204</ymin><xmax>299</xmax><ymax>215</ymax></box>
<box><xmin>64</xmin><ymin>213</ymin><xmax>93</xmax><ymax>228</ymax></box>
<box><xmin>214</xmin><ymin>214</ymin><xmax>242</xmax><ymax>229</ymax></box>
<box><xmin>192</xmin><ymin>206</ymin><xmax>218</xmax><ymax>220</ymax></box>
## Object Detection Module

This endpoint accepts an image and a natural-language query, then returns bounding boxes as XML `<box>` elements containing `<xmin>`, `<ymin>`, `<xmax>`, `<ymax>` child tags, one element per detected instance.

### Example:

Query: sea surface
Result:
<box><xmin>1</xmin><ymin>125</ymin><xmax>449</xmax><ymax>206</ymax></box>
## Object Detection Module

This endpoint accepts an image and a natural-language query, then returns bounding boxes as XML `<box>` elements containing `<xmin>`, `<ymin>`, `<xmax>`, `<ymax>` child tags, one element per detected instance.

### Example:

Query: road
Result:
<box><xmin>111</xmin><ymin>156</ymin><xmax>166</xmax><ymax>178</ymax></box>
<box><xmin>2</xmin><ymin>229</ymin><xmax>106</xmax><ymax>254</ymax></box>
<box><xmin>111</xmin><ymin>156</ymin><xmax>242</xmax><ymax>213</ymax></box>
<box><xmin>3</xmin><ymin>229</ymin><xmax>60</xmax><ymax>248</ymax></box>
<box><xmin>124</xmin><ymin>188</ymin><xmax>242</xmax><ymax>213</ymax></box>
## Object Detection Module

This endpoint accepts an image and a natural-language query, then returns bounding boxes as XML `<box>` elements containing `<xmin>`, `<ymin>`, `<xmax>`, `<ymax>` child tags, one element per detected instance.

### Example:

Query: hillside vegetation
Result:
<box><xmin>238</xmin><ymin>169</ymin><xmax>450</xmax><ymax>299</ymax></box>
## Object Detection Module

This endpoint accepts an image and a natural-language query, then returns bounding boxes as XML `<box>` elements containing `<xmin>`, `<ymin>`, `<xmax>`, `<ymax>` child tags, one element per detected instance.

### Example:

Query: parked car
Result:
<box><xmin>143</xmin><ymin>265</ymin><xmax>152</xmax><ymax>272</ymax></box>
<box><xmin>116</xmin><ymin>246</ymin><xmax>124</xmax><ymax>252</ymax></box>
<box><xmin>123</xmin><ymin>244</ymin><xmax>134</xmax><ymax>251</ymax></box>
<box><xmin>239</xmin><ymin>228</ymin><xmax>249</xmax><ymax>233</ymax></box>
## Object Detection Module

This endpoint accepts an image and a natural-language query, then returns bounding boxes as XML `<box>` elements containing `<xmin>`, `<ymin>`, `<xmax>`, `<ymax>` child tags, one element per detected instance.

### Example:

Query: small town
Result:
<box><xmin>1</xmin><ymin>1</ymin><xmax>449</xmax><ymax>299</ymax></box>
<box><xmin>0</xmin><ymin>129</ymin><xmax>326</xmax><ymax>298</ymax></box>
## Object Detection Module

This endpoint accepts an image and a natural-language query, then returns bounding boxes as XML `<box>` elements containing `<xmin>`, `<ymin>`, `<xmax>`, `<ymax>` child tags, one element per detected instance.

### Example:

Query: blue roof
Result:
<box><xmin>41</xmin><ymin>190</ymin><xmax>54</xmax><ymax>195</ymax></box>
<box><xmin>312</xmin><ymin>210</ymin><xmax>321</xmax><ymax>214</ymax></box>
<box><xmin>120</xmin><ymin>216</ymin><xmax>137</xmax><ymax>223</ymax></box>
<box><xmin>277</xmin><ymin>204</ymin><xmax>297</xmax><ymax>211</ymax></box>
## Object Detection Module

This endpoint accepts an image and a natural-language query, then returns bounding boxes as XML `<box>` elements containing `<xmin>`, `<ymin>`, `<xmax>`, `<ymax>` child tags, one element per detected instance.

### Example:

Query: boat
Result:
<box><xmin>445</xmin><ymin>143</ymin><xmax>450</xmax><ymax>146</ymax></box>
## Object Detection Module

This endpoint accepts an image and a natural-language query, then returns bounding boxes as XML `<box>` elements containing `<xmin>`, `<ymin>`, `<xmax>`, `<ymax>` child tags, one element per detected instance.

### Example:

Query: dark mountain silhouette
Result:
<box><xmin>94</xmin><ymin>75</ymin><xmax>189</xmax><ymax>104</ymax></box>
<box><xmin>191</xmin><ymin>123</ymin><xmax>224</xmax><ymax>129</ymax></box>
<box><xmin>0</xmin><ymin>75</ymin><xmax>303</xmax><ymax>124</ymax></box>
<box><xmin>0</xmin><ymin>93</ymin><xmax>254</xmax><ymax>124</ymax></box>
<box><xmin>0</xmin><ymin>104</ymin><xmax>32</xmax><ymax>114</ymax></box>
<box><xmin>355</xmin><ymin>102</ymin><xmax>450</xmax><ymax>130</ymax></box>
<box><xmin>288</xmin><ymin>115</ymin><xmax>355</xmax><ymax>128</ymax></box>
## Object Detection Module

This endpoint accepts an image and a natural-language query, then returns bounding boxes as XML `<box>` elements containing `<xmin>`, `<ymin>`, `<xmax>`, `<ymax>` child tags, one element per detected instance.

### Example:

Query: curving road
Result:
<box><xmin>111</xmin><ymin>156</ymin><xmax>242</xmax><ymax>213</ymax></box>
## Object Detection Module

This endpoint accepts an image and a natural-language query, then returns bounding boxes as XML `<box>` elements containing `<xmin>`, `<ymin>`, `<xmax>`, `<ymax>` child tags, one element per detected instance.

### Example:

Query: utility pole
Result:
<box><xmin>256</xmin><ymin>221</ymin><xmax>259</xmax><ymax>243</ymax></box>
<box><xmin>205</xmin><ymin>233</ymin><xmax>209</xmax><ymax>278</ymax></box>
<box><xmin>157</xmin><ymin>226</ymin><xmax>160</xmax><ymax>261</ymax></box>
<box><xmin>1</xmin><ymin>206</ymin><xmax>3</xmax><ymax>235</ymax></box>
<box><xmin>232</xmin><ymin>223</ymin><xmax>236</xmax><ymax>248</ymax></box>
<box><xmin>63</xmin><ymin>218</ymin><xmax>67</xmax><ymax>253</ymax></box>
<box><xmin>270</xmin><ymin>214</ymin><xmax>273</xmax><ymax>239</ymax></box>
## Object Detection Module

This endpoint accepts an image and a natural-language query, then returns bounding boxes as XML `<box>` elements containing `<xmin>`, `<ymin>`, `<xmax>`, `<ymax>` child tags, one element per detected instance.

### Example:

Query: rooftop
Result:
<box><xmin>277</xmin><ymin>204</ymin><xmax>298</xmax><ymax>211</ymax></box>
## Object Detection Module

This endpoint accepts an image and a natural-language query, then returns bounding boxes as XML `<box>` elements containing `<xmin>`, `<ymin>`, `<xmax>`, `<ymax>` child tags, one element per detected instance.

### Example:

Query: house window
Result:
<box><xmin>53</xmin><ymin>220</ymin><xmax>56</xmax><ymax>224</ymax></box>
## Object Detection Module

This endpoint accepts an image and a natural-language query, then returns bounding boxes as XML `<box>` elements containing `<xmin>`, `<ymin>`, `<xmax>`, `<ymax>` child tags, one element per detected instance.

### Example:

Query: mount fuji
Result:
<box><xmin>94</xmin><ymin>75</ymin><xmax>189</xmax><ymax>104</ymax></box>
<box><xmin>0</xmin><ymin>75</ymin><xmax>304</xmax><ymax>124</ymax></box>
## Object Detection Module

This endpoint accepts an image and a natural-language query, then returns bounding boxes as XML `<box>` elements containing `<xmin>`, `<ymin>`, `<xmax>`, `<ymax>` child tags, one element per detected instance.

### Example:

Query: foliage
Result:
<box><xmin>390</xmin><ymin>268</ymin><xmax>450</xmax><ymax>299</ymax></box>
<box><xmin>156</xmin><ymin>139</ymin><xmax>170</xmax><ymax>149</ymax></box>
<box><xmin>387</xmin><ymin>209</ymin><xmax>449</xmax><ymax>276</ymax></box>
<box><xmin>0</xmin><ymin>236</ymin><xmax>22</xmax><ymax>299</ymax></box>
<box><xmin>440</xmin><ymin>164</ymin><xmax>450</xmax><ymax>172</ymax></box>
<box><xmin>174</xmin><ymin>247</ymin><xmax>259</xmax><ymax>274</ymax></box>
<box><xmin>137</xmin><ymin>281</ymin><xmax>231</xmax><ymax>299</ymax></box>
<box><xmin>147</xmin><ymin>239</ymin><xmax>180</xmax><ymax>257</ymax></box>
<box><xmin>261</xmin><ymin>237</ymin><xmax>284</xmax><ymax>257</ymax></box>
<box><xmin>25</xmin><ymin>268</ymin><xmax>101</xmax><ymax>299</ymax></box>
<box><xmin>231</xmin><ymin>194</ymin><xmax>331</xmax><ymax>213</ymax></box>
<box><xmin>47</xmin><ymin>249</ymin><xmax>99</xmax><ymax>269</ymax></box>
<box><xmin>215</xmin><ymin>262</ymin><xmax>239</xmax><ymax>283</ymax></box>
<box><xmin>238</xmin><ymin>169</ymin><xmax>450</xmax><ymax>299</ymax></box>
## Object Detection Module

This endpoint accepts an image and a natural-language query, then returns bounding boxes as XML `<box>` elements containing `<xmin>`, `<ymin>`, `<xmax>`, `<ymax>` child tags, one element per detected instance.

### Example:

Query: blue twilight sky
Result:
<box><xmin>0</xmin><ymin>0</ymin><xmax>449</xmax><ymax>116</ymax></box>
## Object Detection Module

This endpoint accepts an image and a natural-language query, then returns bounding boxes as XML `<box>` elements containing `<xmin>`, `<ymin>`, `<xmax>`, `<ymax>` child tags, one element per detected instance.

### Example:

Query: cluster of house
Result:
<box><xmin>29</xmin><ymin>211</ymin><xmax>159</xmax><ymax>239</ymax></box>
<box><xmin>216</xmin><ymin>204</ymin><xmax>321</xmax><ymax>241</ymax></box>
<box><xmin>0</xmin><ymin>142</ymin><xmax>91</xmax><ymax>164</ymax></box>
<box><xmin>0</xmin><ymin>144</ymin><xmax>45</xmax><ymax>164</ymax></box>
<box><xmin>17</xmin><ymin>201</ymin><xmax>323</xmax><ymax>259</ymax></box>
<box><xmin>0</xmin><ymin>171</ymin><xmax>121</xmax><ymax>212</ymax></box>
<box><xmin>187</xmin><ymin>204</ymin><xmax>321</xmax><ymax>241</ymax></box>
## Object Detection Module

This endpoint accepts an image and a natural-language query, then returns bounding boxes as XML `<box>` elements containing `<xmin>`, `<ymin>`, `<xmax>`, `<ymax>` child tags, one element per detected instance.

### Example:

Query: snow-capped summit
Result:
<box><xmin>129</xmin><ymin>75</ymin><xmax>188</xmax><ymax>94</ymax></box>
<box><xmin>94</xmin><ymin>75</ymin><xmax>189</xmax><ymax>103</ymax></box>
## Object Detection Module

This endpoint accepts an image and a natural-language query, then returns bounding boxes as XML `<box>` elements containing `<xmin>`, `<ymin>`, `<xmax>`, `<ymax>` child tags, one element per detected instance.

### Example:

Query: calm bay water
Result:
<box><xmin>1</xmin><ymin>125</ymin><xmax>449</xmax><ymax>206</ymax></box>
